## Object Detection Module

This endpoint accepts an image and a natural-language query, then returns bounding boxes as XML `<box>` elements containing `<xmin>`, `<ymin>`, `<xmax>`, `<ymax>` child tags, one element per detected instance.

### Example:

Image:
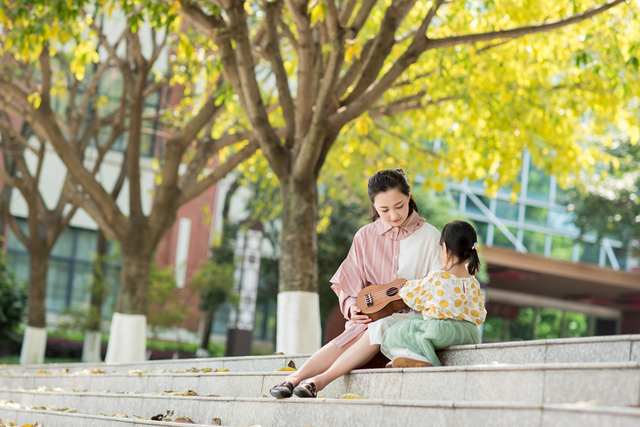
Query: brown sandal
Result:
<box><xmin>390</xmin><ymin>357</ymin><xmax>432</xmax><ymax>368</ymax></box>
<box><xmin>293</xmin><ymin>381</ymin><xmax>317</xmax><ymax>398</ymax></box>
<box><xmin>270</xmin><ymin>381</ymin><xmax>294</xmax><ymax>398</ymax></box>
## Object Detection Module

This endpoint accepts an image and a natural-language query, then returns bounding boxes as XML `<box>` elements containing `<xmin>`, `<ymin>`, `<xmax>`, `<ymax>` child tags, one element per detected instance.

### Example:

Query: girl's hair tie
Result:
<box><xmin>472</xmin><ymin>242</ymin><xmax>479</xmax><ymax>251</ymax></box>
<box><xmin>396</xmin><ymin>168</ymin><xmax>404</xmax><ymax>175</ymax></box>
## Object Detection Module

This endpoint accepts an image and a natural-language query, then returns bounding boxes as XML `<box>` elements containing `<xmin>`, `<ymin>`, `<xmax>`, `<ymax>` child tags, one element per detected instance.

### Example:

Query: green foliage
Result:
<box><xmin>560</xmin><ymin>138</ymin><xmax>640</xmax><ymax>249</ymax></box>
<box><xmin>189</xmin><ymin>260</ymin><xmax>234</xmax><ymax>314</ymax></box>
<box><xmin>0</xmin><ymin>250</ymin><xmax>26</xmax><ymax>345</ymax></box>
<box><xmin>147</xmin><ymin>264</ymin><xmax>190</xmax><ymax>333</ymax></box>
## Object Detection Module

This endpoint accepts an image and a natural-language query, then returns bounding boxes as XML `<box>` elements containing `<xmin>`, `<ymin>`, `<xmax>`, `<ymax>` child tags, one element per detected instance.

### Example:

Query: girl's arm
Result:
<box><xmin>399</xmin><ymin>271</ymin><xmax>439</xmax><ymax>311</ymax></box>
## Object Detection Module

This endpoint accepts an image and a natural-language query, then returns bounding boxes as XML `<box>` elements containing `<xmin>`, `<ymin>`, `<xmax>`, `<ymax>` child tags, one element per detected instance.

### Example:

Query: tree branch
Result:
<box><xmin>264</xmin><ymin>0</ymin><xmax>296</xmax><ymax>149</ymax></box>
<box><xmin>427</xmin><ymin>0</ymin><xmax>626</xmax><ymax>50</ymax></box>
<box><xmin>178</xmin><ymin>141</ymin><xmax>259</xmax><ymax>204</ymax></box>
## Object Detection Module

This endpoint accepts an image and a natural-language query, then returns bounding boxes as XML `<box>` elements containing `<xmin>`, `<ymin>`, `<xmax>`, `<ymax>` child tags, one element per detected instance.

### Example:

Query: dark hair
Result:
<box><xmin>439</xmin><ymin>220</ymin><xmax>481</xmax><ymax>275</ymax></box>
<box><xmin>367</xmin><ymin>169</ymin><xmax>419</xmax><ymax>221</ymax></box>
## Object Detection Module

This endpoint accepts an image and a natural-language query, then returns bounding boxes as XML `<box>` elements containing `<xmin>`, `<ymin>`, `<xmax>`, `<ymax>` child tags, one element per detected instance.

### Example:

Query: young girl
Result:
<box><xmin>381</xmin><ymin>220</ymin><xmax>487</xmax><ymax>368</ymax></box>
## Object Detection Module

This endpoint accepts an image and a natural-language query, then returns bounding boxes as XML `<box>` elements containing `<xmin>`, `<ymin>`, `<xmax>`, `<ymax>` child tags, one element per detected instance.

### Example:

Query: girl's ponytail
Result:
<box><xmin>467</xmin><ymin>243</ymin><xmax>481</xmax><ymax>276</ymax></box>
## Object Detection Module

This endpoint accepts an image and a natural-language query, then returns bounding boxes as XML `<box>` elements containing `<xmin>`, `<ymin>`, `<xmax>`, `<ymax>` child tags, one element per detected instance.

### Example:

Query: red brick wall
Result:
<box><xmin>155</xmin><ymin>181</ymin><xmax>219</xmax><ymax>331</ymax></box>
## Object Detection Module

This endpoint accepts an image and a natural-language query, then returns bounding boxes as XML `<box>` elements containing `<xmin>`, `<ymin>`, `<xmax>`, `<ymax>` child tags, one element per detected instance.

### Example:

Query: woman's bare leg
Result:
<box><xmin>306</xmin><ymin>330</ymin><xmax>379</xmax><ymax>391</ymax></box>
<box><xmin>283</xmin><ymin>330</ymin><xmax>366</xmax><ymax>387</ymax></box>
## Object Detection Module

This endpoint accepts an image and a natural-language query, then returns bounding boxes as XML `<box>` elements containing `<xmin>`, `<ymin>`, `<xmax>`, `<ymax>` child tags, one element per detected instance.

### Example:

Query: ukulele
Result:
<box><xmin>355</xmin><ymin>278</ymin><xmax>409</xmax><ymax>321</ymax></box>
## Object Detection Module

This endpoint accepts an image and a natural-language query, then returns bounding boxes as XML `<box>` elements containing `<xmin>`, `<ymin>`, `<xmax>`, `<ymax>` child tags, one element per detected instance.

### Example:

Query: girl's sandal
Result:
<box><xmin>270</xmin><ymin>381</ymin><xmax>294</xmax><ymax>398</ymax></box>
<box><xmin>293</xmin><ymin>381</ymin><xmax>317</xmax><ymax>398</ymax></box>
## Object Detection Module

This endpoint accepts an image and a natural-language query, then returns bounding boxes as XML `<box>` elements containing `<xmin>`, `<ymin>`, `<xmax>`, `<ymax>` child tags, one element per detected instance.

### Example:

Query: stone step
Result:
<box><xmin>2</xmin><ymin>334</ymin><xmax>638</xmax><ymax>376</ymax></box>
<box><xmin>0</xmin><ymin>354</ymin><xmax>310</xmax><ymax>375</ymax></box>
<box><xmin>2</xmin><ymin>361</ymin><xmax>640</xmax><ymax>406</ymax></box>
<box><xmin>1</xmin><ymin>389</ymin><xmax>639</xmax><ymax>427</ymax></box>
<box><xmin>0</xmin><ymin>406</ymin><xmax>227</xmax><ymax>427</ymax></box>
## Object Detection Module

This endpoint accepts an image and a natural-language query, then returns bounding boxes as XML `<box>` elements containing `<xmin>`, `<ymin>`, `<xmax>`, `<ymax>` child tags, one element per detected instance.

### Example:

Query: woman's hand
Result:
<box><xmin>350</xmin><ymin>305</ymin><xmax>372</xmax><ymax>324</ymax></box>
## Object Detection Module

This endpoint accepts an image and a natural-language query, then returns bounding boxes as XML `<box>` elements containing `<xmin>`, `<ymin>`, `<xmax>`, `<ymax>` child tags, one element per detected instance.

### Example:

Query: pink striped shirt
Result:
<box><xmin>329</xmin><ymin>211</ymin><xmax>442</xmax><ymax>347</ymax></box>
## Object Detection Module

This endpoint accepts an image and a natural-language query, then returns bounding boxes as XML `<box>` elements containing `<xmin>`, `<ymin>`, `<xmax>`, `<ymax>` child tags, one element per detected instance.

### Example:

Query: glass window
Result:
<box><xmin>6</xmin><ymin>221</ymin><xmax>29</xmax><ymax>251</ymax></box>
<box><xmin>465</xmin><ymin>195</ymin><xmax>490</xmax><ymax>217</ymax></box>
<box><xmin>565</xmin><ymin>311</ymin><xmax>589</xmax><ymax>338</ymax></box>
<box><xmin>492</xmin><ymin>226</ymin><xmax>519</xmax><ymax>250</ymax></box>
<box><xmin>472</xmin><ymin>221</ymin><xmax>489</xmax><ymax>244</ymax></box>
<box><xmin>6</xmin><ymin>252</ymin><xmax>30</xmax><ymax>284</ymax></box>
<box><xmin>46</xmin><ymin>260</ymin><xmax>71</xmax><ymax>313</ymax></box>
<box><xmin>550</xmin><ymin>236</ymin><xmax>574</xmax><ymax>261</ymax></box>
<box><xmin>481</xmin><ymin>317</ymin><xmax>504</xmax><ymax>342</ymax></box>
<box><xmin>579</xmin><ymin>242</ymin><xmax>600</xmax><ymax>265</ymax></box>
<box><xmin>523</xmin><ymin>231</ymin><xmax>546</xmax><ymax>255</ymax></box>
<box><xmin>51</xmin><ymin>229</ymin><xmax>75</xmax><ymax>258</ymax></box>
<box><xmin>509</xmin><ymin>307</ymin><xmax>535</xmax><ymax>341</ymax></box>
<box><xmin>548</xmin><ymin>210</ymin><xmax>578</xmax><ymax>234</ymax></box>
<box><xmin>607</xmin><ymin>247</ymin><xmax>626</xmax><ymax>270</ymax></box>
<box><xmin>595</xmin><ymin>318</ymin><xmax>617</xmax><ymax>336</ymax></box>
<box><xmin>76</xmin><ymin>229</ymin><xmax>98</xmax><ymax>262</ymax></box>
<box><xmin>495</xmin><ymin>200</ymin><xmax>518</xmax><ymax>222</ymax></box>
<box><xmin>527</xmin><ymin>167</ymin><xmax>550</xmax><ymax>202</ymax></box>
<box><xmin>69</xmin><ymin>263</ymin><xmax>94</xmax><ymax>310</ymax></box>
<box><xmin>524</xmin><ymin>206</ymin><xmax>548</xmax><ymax>227</ymax></box>
<box><xmin>535</xmin><ymin>308</ymin><xmax>563</xmax><ymax>339</ymax></box>
<box><xmin>101</xmin><ymin>266</ymin><xmax>121</xmax><ymax>319</ymax></box>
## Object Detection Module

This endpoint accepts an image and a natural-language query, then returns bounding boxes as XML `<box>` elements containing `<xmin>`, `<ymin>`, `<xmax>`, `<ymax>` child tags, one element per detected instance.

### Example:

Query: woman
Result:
<box><xmin>270</xmin><ymin>169</ymin><xmax>442</xmax><ymax>398</ymax></box>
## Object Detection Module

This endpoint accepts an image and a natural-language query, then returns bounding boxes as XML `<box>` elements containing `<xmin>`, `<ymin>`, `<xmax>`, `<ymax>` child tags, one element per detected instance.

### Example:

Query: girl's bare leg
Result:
<box><xmin>306</xmin><ymin>330</ymin><xmax>379</xmax><ymax>391</ymax></box>
<box><xmin>283</xmin><ymin>330</ymin><xmax>365</xmax><ymax>387</ymax></box>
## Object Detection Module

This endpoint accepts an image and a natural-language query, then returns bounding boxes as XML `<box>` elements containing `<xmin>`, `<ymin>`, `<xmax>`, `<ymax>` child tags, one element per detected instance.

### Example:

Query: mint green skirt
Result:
<box><xmin>381</xmin><ymin>315</ymin><xmax>480</xmax><ymax>366</ymax></box>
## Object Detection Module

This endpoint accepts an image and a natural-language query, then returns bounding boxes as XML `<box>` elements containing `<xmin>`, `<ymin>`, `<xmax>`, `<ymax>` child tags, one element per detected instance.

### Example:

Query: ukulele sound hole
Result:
<box><xmin>386</xmin><ymin>287</ymin><xmax>399</xmax><ymax>297</ymax></box>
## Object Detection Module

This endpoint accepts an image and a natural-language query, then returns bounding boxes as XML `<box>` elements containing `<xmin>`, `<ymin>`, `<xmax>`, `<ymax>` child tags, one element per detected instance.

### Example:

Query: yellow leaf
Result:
<box><xmin>275</xmin><ymin>366</ymin><xmax>296</xmax><ymax>371</ymax></box>
<box><xmin>340</xmin><ymin>393</ymin><xmax>364</xmax><ymax>399</ymax></box>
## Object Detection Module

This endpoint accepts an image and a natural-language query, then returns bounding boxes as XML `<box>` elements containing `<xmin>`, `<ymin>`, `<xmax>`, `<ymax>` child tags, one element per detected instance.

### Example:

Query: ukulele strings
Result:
<box><xmin>362</xmin><ymin>283</ymin><xmax>410</xmax><ymax>300</ymax></box>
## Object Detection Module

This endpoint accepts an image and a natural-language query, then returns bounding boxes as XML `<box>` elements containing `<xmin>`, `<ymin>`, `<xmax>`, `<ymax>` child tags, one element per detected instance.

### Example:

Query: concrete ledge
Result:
<box><xmin>2</xmin><ymin>392</ymin><xmax>640</xmax><ymax>427</ymax></box>
<box><xmin>2</xmin><ymin>360</ymin><xmax>640</xmax><ymax>406</ymax></box>
<box><xmin>1</xmin><ymin>335</ymin><xmax>639</xmax><ymax>376</ymax></box>
<box><xmin>0</xmin><ymin>406</ymin><xmax>225</xmax><ymax>427</ymax></box>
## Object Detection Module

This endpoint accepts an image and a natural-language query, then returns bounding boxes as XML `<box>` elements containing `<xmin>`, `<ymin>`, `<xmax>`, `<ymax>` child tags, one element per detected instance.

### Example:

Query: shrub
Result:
<box><xmin>0</xmin><ymin>250</ymin><xmax>26</xmax><ymax>347</ymax></box>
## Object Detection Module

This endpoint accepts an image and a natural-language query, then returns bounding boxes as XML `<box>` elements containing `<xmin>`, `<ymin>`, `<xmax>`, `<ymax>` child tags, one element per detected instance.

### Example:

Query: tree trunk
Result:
<box><xmin>82</xmin><ymin>229</ymin><xmax>108</xmax><ymax>362</ymax></box>
<box><xmin>88</xmin><ymin>230</ymin><xmax>108</xmax><ymax>330</ymax></box>
<box><xmin>276</xmin><ymin>176</ymin><xmax>322</xmax><ymax>353</ymax></box>
<box><xmin>19</xmin><ymin>248</ymin><xmax>50</xmax><ymax>364</ymax></box>
<box><xmin>199</xmin><ymin>310</ymin><xmax>214</xmax><ymax>352</ymax></box>
<box><xmin>105</xmin><ymin>243</ymin><xmax>153</xmax><ymax>363</ymax></box>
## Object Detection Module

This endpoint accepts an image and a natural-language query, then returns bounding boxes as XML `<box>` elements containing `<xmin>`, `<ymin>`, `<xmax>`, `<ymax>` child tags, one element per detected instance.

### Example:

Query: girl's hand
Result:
<box><xmin>350</xmin><ymin>305</ymin><xmax>372</xmax><ymax>324</ymax></box>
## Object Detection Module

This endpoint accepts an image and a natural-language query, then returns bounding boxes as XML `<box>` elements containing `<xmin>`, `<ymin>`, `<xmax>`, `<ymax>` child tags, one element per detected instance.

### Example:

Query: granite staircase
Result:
<box><xmin>1</xmin><ymin>335</ymin><xmax>639</xmax><ymax>427</ymax></box>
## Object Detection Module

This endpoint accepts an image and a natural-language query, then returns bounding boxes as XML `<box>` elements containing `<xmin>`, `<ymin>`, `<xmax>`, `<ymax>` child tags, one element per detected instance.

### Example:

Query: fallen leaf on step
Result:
<box><xmin>99</xmin><ymin>412</ymin><xmax>128</xmax><ymax>418</ymax></box>
<box><xmin>200</xmin><ymin>367</ymin><xmax>214</xmax><ymax>372</ymax></box>
<box><xmin>274</xmin><ymin>352</ymin><xmax>284</xmax><ymax>355</ymax></box>
<box><xmin>276</xmin><ymin>367</ymin><xmax>296</xmax><ymax>371</ymax></box>
<box><xmin>215</xmin><ymin>369</ymin><xmax>229</xmax><ymax>372</ymax></box>
<box><xmin>151</xmin><ymin>411</ymin><xmax>173</xmax><ymax>421</ymax></box>
<box><xmin>89</xmin><ymin>369</ymin><xmax>105</xmax><ymax>374</ymax></box>
<box><xmin>186</xmin><ymin>368</ymin><xmax>199</xmax><ymax>373</ymax></box>
<box><xmin>207</xmin><ymin>394</ymin><xmax>220</xmax><ymax>397</ymax></box>
<box><xmin>340</xmin><ymin>394</ymin><xmax>364</xmax><ymax>399</ymax></box>
<box><xmin>211</xmin><ymin>418</ymin><xmax>222</xmax><ymax>426</ymax></box>
<box><xmin>35</xmin><ymin>371</ymin><xmax>52</xmax><ymax>375</ymax></box>
<box><xmin>287</xmin><ymin>360</ymin><xmax>297</xmax><ymax>370</ymax></box>
<box><xmin>163</xmin><ymin>390</ymin><xmax>198</xmax><ymax>396</ymax></box>
<box><xmin>173</xmin><ymin>416</ymin><xmax>195</xmax><ymax>423</ymax></box>
<box><xmin>127</xmin><ymin>370</ymin><xmax>145</xmax><ymax>375</ymax></box>
<box><xmin>260</xmin><ymin>394</ymin><xmax>269</xmax><ymax>398</ymax></box>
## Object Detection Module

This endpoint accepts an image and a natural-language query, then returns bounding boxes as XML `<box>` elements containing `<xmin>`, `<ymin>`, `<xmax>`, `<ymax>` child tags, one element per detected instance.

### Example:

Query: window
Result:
<box><xmin>6</xmin><ymin>219</ymin><xmax>122</xmax><ymax>316</ymax></box>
